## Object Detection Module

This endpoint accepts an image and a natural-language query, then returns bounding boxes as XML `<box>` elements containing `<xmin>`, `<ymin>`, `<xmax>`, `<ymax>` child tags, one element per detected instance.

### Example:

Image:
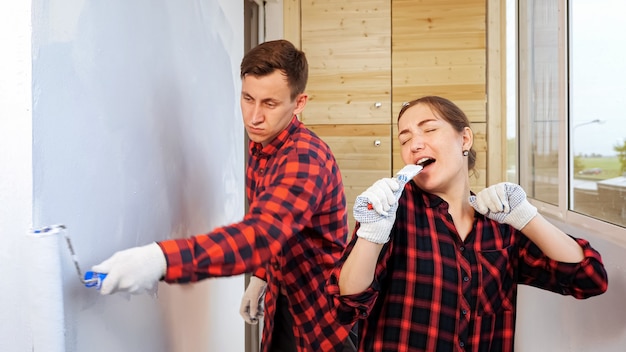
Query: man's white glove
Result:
<box><xmin>469</xmin><ymin>182</ymin><xmax>538</xmax><ymax>230</ymax></box>
<box><xmin>91</xmin><ymin>242</ymin><xmax>167</xmax><ymax>295</ymax></box>
<box><xmin>353</xmin><ymin>164</ymin><xmax>423</xmax><ymax>244</ymax></box>
<box><xmin>239</xmin><ymin>276</ymin><xmax>267</xmax><ymax>324</ymax></box>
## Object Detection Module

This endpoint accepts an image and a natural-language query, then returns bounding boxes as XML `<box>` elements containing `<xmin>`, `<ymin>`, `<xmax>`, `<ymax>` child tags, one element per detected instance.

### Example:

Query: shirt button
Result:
<box><xmin>459</xmin><ymin>246</ymin><xmax>465</xmax><ymax>251</ymax></box>
<box><xmin>460</xmin><ymin>341</ymin><xmax>465</xmax><ymax>347</ymax></box>
<box><xmin>259</xmin><ymin>168</ymin><xmax>265</xmax><ymax>175</ymax></box>
<box><xmin>463</xmin><ymin>276</ymin><xmax>470</xmax><ymax>282</ymax></box>
<box><xmin>462</xmin><ymin>309</ymin><xmax>467</xmax><ymax>315</ymax></box>
<box><xmin>272</xmin><ymin>263</ymin><xmax>279</xmax><ymax>270</ymax></box>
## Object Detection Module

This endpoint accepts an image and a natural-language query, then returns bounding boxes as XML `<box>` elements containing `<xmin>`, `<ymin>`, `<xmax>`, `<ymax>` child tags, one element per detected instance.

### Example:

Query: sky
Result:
<box><xmin>570</xmin><ymin>0</ymin><xmax>626</xmax><ymax>156</ymax></box>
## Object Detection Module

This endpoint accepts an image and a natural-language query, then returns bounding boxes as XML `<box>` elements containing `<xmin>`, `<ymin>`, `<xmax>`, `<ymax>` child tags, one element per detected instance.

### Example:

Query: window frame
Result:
<box><xmin>515</xmin><ymin>0</ymin><xmax>626</xmax><ymax>245</ymax></box>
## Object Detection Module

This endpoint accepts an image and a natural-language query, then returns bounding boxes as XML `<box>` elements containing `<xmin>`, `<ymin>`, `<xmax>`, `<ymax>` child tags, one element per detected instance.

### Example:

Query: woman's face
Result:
<box><xmin>397</xmin><ymin>103</ymin><xmax>472</xmax><ymax>193</ymax></box>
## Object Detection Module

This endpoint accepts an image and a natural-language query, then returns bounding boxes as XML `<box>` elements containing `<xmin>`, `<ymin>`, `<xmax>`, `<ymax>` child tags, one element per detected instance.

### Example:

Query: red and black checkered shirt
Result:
<box><xmin>159</xmin><ymin>116</ymin><xmax>352</xmax><ymax>351</ymax></box>
<box><xmin>328</xmin><ymin>181</ymin><xmax>608</xmax><ymax>352</ymax></box>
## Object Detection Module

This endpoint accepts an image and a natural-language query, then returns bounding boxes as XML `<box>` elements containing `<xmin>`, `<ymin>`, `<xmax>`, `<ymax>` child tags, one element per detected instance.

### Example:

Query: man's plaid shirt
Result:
<box><xmin>159</xmin><ymin>116</ymin><xmax>352</xmax><ymax>351</ymax></box>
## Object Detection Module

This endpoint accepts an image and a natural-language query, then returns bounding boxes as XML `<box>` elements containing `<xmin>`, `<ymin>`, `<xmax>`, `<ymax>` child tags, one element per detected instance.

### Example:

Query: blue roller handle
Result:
<box><xmin>84</xmin><ymin>271</ymin><xmax>107</xmax><ymax>289</ymax></box>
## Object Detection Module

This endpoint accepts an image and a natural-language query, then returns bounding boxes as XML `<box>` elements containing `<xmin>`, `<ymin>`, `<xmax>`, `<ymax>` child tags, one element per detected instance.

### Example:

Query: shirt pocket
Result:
<box><xmin>476</xmin><ymin>245</ymin><xmax>515</xmax><ymax>315</ymax></box>
<box><xmin>472</xmin><ymin>310</ymin><xmax>515</xmax><ymax>352</ymax></box>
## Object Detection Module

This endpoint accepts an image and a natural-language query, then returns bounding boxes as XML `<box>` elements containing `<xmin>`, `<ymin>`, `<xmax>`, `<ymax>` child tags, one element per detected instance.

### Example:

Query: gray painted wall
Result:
<box><xmin>2</xmin><ymin>1</ymin><xmax>246</xmax><ymax>351</ymax></box>
<box><xmin>515</xmin><ymin>220</ymin><xmax>626</xmax><ymax>352</ymax></box>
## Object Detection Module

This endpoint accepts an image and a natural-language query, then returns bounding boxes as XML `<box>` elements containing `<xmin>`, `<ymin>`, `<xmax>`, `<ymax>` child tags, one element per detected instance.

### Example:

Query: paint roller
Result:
<box><xmin>32</xmin><ymin>224</ymin><xmax>107</xmax><ymax>290</ymax></box>
<box><xmin>365</xmin><ymin>162</ymin><xmax>425</xmax><ymax>211</ymax></box>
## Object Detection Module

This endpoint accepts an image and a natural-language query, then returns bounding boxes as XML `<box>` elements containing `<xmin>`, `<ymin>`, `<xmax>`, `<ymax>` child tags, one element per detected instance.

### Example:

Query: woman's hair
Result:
<box><xmin>240</xmin><ymin>39</ymin><xmax>308</xmax><ymax>101</ymax></box>
<box><xmin>398</xmin><ymin>96</ymin><xmax>477</xmax><ymax>172</ymax></box>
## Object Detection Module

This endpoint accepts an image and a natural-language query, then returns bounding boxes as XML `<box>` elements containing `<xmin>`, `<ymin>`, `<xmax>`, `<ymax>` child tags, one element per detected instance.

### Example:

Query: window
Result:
<box><xmin>569</xmin><ymin>0</ymin><xmax>626</xmax><ymax>227</ymax></box>
<box><xmin>519</xmin><ymin>0</ymin><xmax>561</xmax><ymax>206</ymax></box>
<box><xmin>517</xmin><ymin>0</ymin><xmax>626</xmax><ymax>235</ymax></box>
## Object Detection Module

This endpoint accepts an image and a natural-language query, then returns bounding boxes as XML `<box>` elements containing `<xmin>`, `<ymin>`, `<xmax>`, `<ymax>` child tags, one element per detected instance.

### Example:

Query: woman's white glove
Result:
<box><xmin>239</xmin><ymin>276</ymin><xmax>267</xmax><ymax>324</ymax></box>
<box><xmin>91</xmin><ymin>242</ymin><xmax>167</xmax><ymax>295</ymax></box>
<box><xmin>469</xmin><ymin>182</ymin><xmax>538</xmax><ymax>230</ymax></box>
<box><xmin>353</xmin><ymin>164</ymin><xmax>423</xmax><ymax>244</ymax></box>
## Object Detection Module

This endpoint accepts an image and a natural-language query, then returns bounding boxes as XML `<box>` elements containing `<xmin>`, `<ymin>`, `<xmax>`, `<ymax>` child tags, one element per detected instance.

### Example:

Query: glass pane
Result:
<box><xmin>523</xmin><ymin>0</ymin><xmax>560</xmax><ymax>205</ymax></box>
<box><xmin>570</xmin><ymin>0</ymin><xmax>626</xmax><ymax>227</ymax></box>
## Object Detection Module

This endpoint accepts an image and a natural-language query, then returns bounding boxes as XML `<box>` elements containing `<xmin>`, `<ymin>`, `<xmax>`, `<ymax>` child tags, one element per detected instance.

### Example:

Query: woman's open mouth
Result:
<box><xmin>417</xmin><ymin>157</ymin><xmax>435</xmax><ymax>168</ymax></box>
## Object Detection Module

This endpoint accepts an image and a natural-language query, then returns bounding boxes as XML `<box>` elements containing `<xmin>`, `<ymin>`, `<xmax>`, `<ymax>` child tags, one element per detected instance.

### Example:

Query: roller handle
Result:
<box><xmin>84</xmin><ymin>271</ymin><xmax>107</xmax><ymax>290</ymax></box>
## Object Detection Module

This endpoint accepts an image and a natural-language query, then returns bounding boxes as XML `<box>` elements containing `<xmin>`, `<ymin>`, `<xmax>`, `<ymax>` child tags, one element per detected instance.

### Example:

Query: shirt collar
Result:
<box><xmin>417</xmin><ymin>185</ymin><xmax>446</xmax><ymax>208</ymax></box>
<box><xmin>420</xmin><ymin>188</ymin><xmax>477</xmax><ymax>211</ymax></box>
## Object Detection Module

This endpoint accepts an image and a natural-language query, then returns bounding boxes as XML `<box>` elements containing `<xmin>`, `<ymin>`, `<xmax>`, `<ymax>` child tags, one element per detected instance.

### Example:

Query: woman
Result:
<box><xmin>327</xmin><ymin>96</ymin><xmax>608</xmax><ymax>351</ymax></box>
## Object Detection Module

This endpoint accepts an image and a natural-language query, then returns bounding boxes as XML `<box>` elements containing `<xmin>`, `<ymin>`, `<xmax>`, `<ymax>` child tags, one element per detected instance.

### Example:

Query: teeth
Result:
<box><xmin>417</xmin><ymin>157</ymin><xmax>430</xmax><ymax>166</ymax></box>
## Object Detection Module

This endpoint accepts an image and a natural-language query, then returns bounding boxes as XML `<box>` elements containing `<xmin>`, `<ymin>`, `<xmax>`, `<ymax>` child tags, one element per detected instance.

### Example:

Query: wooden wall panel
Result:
<box><xmin>293</xmin><ymin>0</ymin><xmax>488</xmax><ymax>219</ymax></box>
<box><xmin>391</xmin><ymin>0</ymin><xmax>486</xmax><ymax>121</ymax></box>
<box><xmin>283</xmin><ymin>0</ymin><xmax>301</xmax><ymax>47</ymax></box>
<box><xmin>486</xmin><ymin>0</ymin><xmax>507</xmax><ymax>184</ymax></box>
<box><xmin>308</xmin><ymin>124</ymin><xmax>392</xmax><ymax>230</ymax></box>
<box><xmin>391</xmin><ymin>0</ymin><xmax>487</xmax><ymax>190</ymax></box>
<box><xmin>300</xmin><ymin>0</ymin><xmax>391</xmax><ymax>125</ymax></box>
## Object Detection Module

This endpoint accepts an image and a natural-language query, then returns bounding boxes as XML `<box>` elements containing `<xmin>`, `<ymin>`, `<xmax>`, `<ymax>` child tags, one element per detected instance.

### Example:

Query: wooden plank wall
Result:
<box><xmin>300</xmin><ymin>0</ymin><xmax>392</xmax><ymax>125</ymax></box>
<box><xmin>392</xmin><ymin>0</ymin><xmax>487</xmax><ymax>190</ymax></box>
<box><xmin>297</xmin><ymin>1</ymin><xmax>393</xmax><ymax>230</ymax></box>
<box><xmin>284</xmin><ymin>0</ymin><xmax>489</xmax><ymax>224</ymax></box>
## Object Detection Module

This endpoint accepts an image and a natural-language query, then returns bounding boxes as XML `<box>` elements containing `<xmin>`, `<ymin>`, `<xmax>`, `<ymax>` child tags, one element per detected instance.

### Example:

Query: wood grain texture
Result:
<box><xmin>308</xmin><ymin>124</ymin><xmax>392</xmax><ymax>230</ymax></box>
<box><xmin>486</xmin><ymin>0</ymin><xmax>507</xmax><ymax>184</ymax></box>
<box><xmin>300</xmin><ymin>0</ymin><xmax>391</xmax><ymax>125</ymax></box>
<box><xmin>283</xmin><ymin>0</ymin><xmax>301</xmax><ymax>47</ymax></box>
<box><xmin>391</xmin><ymin>0</ymin><xmax>486</xmax><ymax>124</ymax></box>
<box><xmin>294</xmin><ymin>0</ymin><xmax>488</xmax><ymax>209</ymax></box>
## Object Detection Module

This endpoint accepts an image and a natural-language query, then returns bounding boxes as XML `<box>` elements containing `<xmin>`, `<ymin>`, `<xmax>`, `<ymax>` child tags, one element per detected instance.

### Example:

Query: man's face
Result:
<box><xmin>240</xmin><ymin>70</ymin><xmax>307</xmax><ymax>146</ymax></box>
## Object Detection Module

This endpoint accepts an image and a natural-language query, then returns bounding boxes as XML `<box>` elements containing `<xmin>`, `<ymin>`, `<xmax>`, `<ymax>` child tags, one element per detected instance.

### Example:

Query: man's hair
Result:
<box><xmin>240</xmin><ymin>39</ymin><xmax>308</xmax><ymax>101</ymax></box>
<box><xmin>398</xmin><ymin>96</ymin><xmax>477</xmax><ymax>172</ymax></box>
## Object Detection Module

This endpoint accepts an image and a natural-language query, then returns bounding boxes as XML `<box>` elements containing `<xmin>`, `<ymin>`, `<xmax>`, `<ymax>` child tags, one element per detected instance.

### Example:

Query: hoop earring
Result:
<box><xmin>462</xmin><ymin>150</ymin><xmax>469</xmax><ymax>156</ymax></box>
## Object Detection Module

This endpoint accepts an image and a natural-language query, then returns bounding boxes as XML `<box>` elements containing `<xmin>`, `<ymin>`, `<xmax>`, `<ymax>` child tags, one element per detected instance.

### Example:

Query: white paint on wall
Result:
<box><xmin>26</xmin><ymin>226</ymin><xmax>67</xmax><ymax>352</ymax></box>
<box><xmin>1</xmin><ymin>0</ymin><xmax>246</xmax><ymax>351</ymax></box>
<box><xmin>0</xmin><ymin>2</ymin><xmax>34</xmax><ymax>351</ymax></box>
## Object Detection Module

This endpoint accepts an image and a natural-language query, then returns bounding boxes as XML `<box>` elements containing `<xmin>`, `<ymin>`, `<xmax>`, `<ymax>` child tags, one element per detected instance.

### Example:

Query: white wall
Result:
<box><xmin>0</xmin><ymin>1</ymin><xmax>34</xmax><ymax>351</ymax></box>
<box><xmin>515</xmin><ymin>220</ymin><xmax>626</xmax><ymax>352</ymax></box>
<box><xmin>2</xmin><ymin>1</ymin><xmax>246</xmax><ymax>351</ymax></box>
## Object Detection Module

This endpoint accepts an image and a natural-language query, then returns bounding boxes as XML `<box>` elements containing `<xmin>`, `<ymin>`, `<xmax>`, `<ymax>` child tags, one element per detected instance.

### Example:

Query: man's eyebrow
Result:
<box><xmin>241</xmin><ymin>92</ymin><xmax>280</xmax><ymax>103</ymax></box>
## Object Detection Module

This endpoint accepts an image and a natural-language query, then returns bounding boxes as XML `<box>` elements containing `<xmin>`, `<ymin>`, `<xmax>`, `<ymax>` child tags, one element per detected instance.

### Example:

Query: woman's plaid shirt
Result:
<box><xmin>159</xmin><ymin>116</ymin><xmax>353</xmax><ymax>351</ymax></box>
<box><xmin>328</xmin><ymin>181</ymin><xmax>608</xmax><ymax>352</ymax></box>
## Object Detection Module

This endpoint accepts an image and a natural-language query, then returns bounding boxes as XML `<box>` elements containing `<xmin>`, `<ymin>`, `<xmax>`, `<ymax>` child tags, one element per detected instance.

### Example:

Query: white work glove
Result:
<box><xmin>353</xmin><ymin>164</ymin><xmax>423</xmax><ymax>244</ymax></box>
<box><xmin>239</xmin><ymin>276</ymin><xmax>267</xmax><ymax>324</ymax></box>
<box><xmin>469</xmin><ymin>182</ymin><xmax>538</xmax><ymax>230</ymax></box>
<box><xmin>92</xmin><ymin>242</ymin><xmax>167</xmax><ymax>295</ymax></box>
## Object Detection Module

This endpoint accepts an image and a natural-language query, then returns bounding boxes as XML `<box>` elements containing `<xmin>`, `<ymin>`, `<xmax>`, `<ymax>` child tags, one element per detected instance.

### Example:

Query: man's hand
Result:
<box><xmin>469</xmin><ymin>182</ymin><xmax>538</xmax><ymax>230</ymax></box>
<box><xmin>91</xmin><ymin>242</ymin><xmax>167</xmax><ymax>295</ymax></box>
<box><xmin>353</xmin><ymin>164</ymin><xmax>423</xmax><ymax>244</ymax></box>
<box><xmin>239</xmin><ymin>276</ymin><xmax>267</xmax><ymax>324</ymax></box>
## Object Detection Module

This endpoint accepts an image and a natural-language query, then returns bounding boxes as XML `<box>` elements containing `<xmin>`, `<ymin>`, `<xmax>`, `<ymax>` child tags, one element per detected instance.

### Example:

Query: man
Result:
<box><xmin>92</xmin><ymin>39</ymin><xmax>354</xmax><ymax>351</ymax></box>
